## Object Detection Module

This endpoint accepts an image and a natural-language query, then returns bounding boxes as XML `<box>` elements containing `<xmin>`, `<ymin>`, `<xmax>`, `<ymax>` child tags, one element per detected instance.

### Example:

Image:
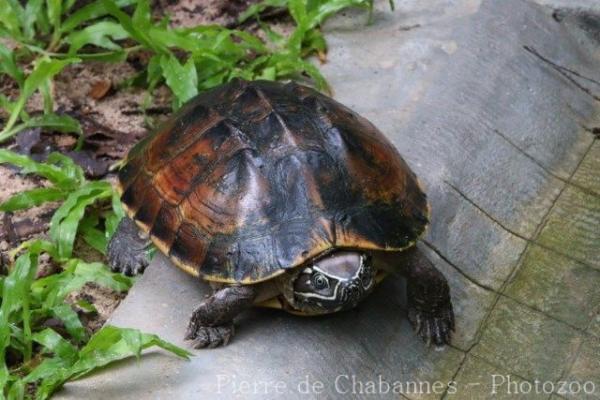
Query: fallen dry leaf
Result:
<box><xmin>88</xmin><ymin>80</ymin><xmax>112</xmax><ymax>100</ymax></box>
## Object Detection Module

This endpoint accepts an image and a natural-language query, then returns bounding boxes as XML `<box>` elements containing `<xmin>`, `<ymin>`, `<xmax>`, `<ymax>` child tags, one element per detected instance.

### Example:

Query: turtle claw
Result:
<box><xmin>408</xmin><ymin>302</ymin><xmax>455</xmax><ymax>347</ymax></box>
<box><xmin>107</xmin><ymin>245</ymin><xmax>149</xmax><ymax>276</ymax></box>
<box><xmin>107</xmin><ymin>218</ymin><xmax>150</xmax><ymax>276</ymax></box>
<box><xmin>184</xmin><ymin>286</ymin><xmax>255</xmax><ymax>349</ymax></box>
<box><xmin>109</xmin><ymin>253</ymin><xmax>149</xmax><ymax>276</ymax></box>
<box><xmin>185</xmin><ymin>322</ymin><xmax>234</xmax><ymax>349</ymax></box>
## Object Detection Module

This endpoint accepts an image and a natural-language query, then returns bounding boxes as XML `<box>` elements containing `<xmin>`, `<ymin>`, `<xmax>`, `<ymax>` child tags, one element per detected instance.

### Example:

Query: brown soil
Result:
<box><xmin>67</xmin><ymin>283</ymin><xmax>127</xmax><ymax>334</ymax></box>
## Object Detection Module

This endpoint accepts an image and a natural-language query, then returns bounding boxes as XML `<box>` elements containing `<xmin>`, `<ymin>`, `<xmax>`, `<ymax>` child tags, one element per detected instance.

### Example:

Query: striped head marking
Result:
<box><xmin>292</xmin><ymin>251</ymin><xmax>375</xmax><ymax>314</ymax></box>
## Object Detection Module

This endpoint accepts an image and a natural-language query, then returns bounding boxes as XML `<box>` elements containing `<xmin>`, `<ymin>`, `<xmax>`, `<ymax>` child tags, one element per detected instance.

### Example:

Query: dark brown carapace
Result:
<box><xmin>117</xmin><ymin>79</ymin><xmax>429</xmax><ymax>284</ymax></box>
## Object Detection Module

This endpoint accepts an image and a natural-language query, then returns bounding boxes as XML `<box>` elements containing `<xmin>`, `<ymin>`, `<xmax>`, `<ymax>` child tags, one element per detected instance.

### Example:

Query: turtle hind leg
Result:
<box><xmin>403</xmin><ymin>247</ymin><xmax>455</xmax><ymax>347</ymax></box>
<box><xmin>185</xmin><ymin>285</ymin><xmax>257</xmax><ymax>349</ymax></box>
<box><xmin>107</xmin><ymin>217</ymin><xmax>151</xmax><ymax>276</ymax></box>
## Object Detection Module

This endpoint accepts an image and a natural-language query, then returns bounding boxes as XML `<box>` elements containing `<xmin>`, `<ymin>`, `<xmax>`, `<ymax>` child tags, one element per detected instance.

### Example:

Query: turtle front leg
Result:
<box><xmin>185</xmin><ymin>285</ymin><xmax>257</xmax><ymax>349</ymax></box>
<box><xmin>402</xmin><ymin>247</ymin><xmax>455</xmax><ymax>347</ymax></box>
<box><xmin>107</xmin><ymin>217</ymin><xmax>151</xmax><ymax>276</ymax></box>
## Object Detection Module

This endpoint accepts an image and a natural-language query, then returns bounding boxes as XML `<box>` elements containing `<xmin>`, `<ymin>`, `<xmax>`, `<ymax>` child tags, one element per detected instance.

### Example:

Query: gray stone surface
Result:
<box><xmin>562</xmin><ymin>336</ymin><xmax>600</xmax><ymax>400</ymax></box>
<box><xmin>447</xmin><ymin>355</ymin><xmax>548</xmax><ymax>399</ymax></box>
<box><xmin>572</xmin><ymin>141</ymin><xmax>600</xmax><ymax>194</ymax></box>
<box><xmin>505</xmin><ymin>244</ymin><xmax>600</xmax><ymax>329</ymax></box>
<box><xmin>590</xmin><ymin>314</ymin><xmax>600</xmax><ymax>338</ymax></box>
<box><xmin>58</xmin><ymin>0</ymin><xmax>600</xmax><ymax>399</ymax></box>
<box><xmin>537</xmin><ymin>185</ymin><xmax>600</xmax><ymax>270</ymax></box>
<box><xmin>471</xmin><ymin>296</ymin><xmax>582</xmax><ymax>382</ymax></box>
<box><xmin>420</xmin><ymin>245</ymin><xmax>496</xmax><ymax>351</ymax></box>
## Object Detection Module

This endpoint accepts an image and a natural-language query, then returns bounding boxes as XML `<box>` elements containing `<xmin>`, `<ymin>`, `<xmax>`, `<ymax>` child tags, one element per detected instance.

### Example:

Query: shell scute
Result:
<box><xmin>118</xmin><ymin>79</ymin><xmax>429</xmax><ymax>283</ymax></box>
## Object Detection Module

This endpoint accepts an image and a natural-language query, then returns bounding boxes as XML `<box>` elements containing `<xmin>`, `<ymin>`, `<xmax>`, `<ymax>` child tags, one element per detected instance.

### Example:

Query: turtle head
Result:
<box><xmin>290</xmin><ymin>251</ymin><xmax>376</xmax><ymax>314</ymax></box>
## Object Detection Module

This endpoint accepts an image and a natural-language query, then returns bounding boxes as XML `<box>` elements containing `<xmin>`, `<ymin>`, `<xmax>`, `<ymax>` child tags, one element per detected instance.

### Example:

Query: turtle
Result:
<box><xmin>107</xmin><ymin>78</ymin><xmax>455</xmax><ymax>349</ymax></box>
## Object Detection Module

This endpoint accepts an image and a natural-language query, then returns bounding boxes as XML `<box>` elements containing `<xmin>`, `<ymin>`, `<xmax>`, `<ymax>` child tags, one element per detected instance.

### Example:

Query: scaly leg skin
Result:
<box><xmin>403</xmin><ymin>247</ymin><xmax>455</xmax><ymax>347</ymax></box>
<box><xmin>107</xmin><ymin>217</ymin><xmax>151</xmax><ymax>276</ymax></box>
<box><xmin>185</xmin><ymin>285</ymin><xmax>257</xmax><ymax>349</ymax></box>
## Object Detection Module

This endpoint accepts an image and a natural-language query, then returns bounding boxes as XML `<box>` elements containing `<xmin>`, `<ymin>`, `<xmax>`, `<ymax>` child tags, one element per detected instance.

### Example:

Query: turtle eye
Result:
<box><xmin>312</xmin><ymin>273</ymin><xmax>329</xmax><ymax>290</ymax></box>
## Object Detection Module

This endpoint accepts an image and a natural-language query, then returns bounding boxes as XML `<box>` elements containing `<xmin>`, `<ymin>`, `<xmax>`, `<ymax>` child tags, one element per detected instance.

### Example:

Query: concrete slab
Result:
<box><xmin>590</xmin><ymin>315</ymin><xmax>600</xmax><ymax>338</ymax></box>
<box><xmin>537</xmin><ymin>185</ymin><xmax>600</xmax><ymax>270</ymax></box>
<box><xmin>58</xmin><ymin>0</ymin><xmax>600</xmax><ymax>398</ymax></box>
<box><xmin>419</xmin><ymin>245</ymin><xmax>496</xmax><ymax>351</ymax></box>
<box><xmin>561</xmin><ymin>336</ymin><xmax>600</xmax><ymax>400</ymax></box>
<box><xmin>505</xmin><ymin>244</ymin><xmax>600</xmax><ymax>329</ymax></box>
<box><xmin>446</xmin><ymin>354</ymin><xmax>549</xmax><ymax>399</ymax></box>
<box><xmin>471</xmin><ymin>296</ymin><xmax>582</xmax><ymax>382</ymax></box>
<box><xmin>423</xmin><ymin>187</ymin><xmax>529</xmax><ymax>291</ymax></box>
<box><xmin>572</xmin><ymin>141</ymin><xmax>600</xmax><ymax>194</ymax></box>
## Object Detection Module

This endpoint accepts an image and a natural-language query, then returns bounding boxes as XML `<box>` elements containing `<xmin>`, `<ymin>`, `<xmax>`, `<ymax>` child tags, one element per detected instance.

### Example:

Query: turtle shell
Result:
<box><xmin>117</xmin><ymin>79</ymin><xmax>429</xmax><ymax>284</ymax></box>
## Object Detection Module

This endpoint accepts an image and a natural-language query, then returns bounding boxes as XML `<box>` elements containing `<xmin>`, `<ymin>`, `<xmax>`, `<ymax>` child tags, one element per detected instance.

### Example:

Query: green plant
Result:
<box><xmin>0</xmin><ymin>50</ymin><xmax>82</xmax><ymax>144</ymax></box>
<box><xmin>240</xmin><ymin>0</ymin><xmax>376</xmax><ymax>57</ymax></box>
<box><xmin>0</xmin><ymin>0</ymin><xmax>377</xmax><ymax>141</ymax></box>
<box><xmin>0</xmin><ymin>149</ymin><xmax>126</xmax><ymax>257</ymax></box>
<box><xmin>0</xmin><ymin>249</ymin><xmax>190</xmax><ymax>399</ymax></box>
<box><xmin>22</xmin><ymin>325</ymin><xmax>189</xmax><ymax>400</ymax></box>
<box><xmin>0</xmin><ymin>151</ymin><xmax>191</xmax><ymax>398</ymax></box>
